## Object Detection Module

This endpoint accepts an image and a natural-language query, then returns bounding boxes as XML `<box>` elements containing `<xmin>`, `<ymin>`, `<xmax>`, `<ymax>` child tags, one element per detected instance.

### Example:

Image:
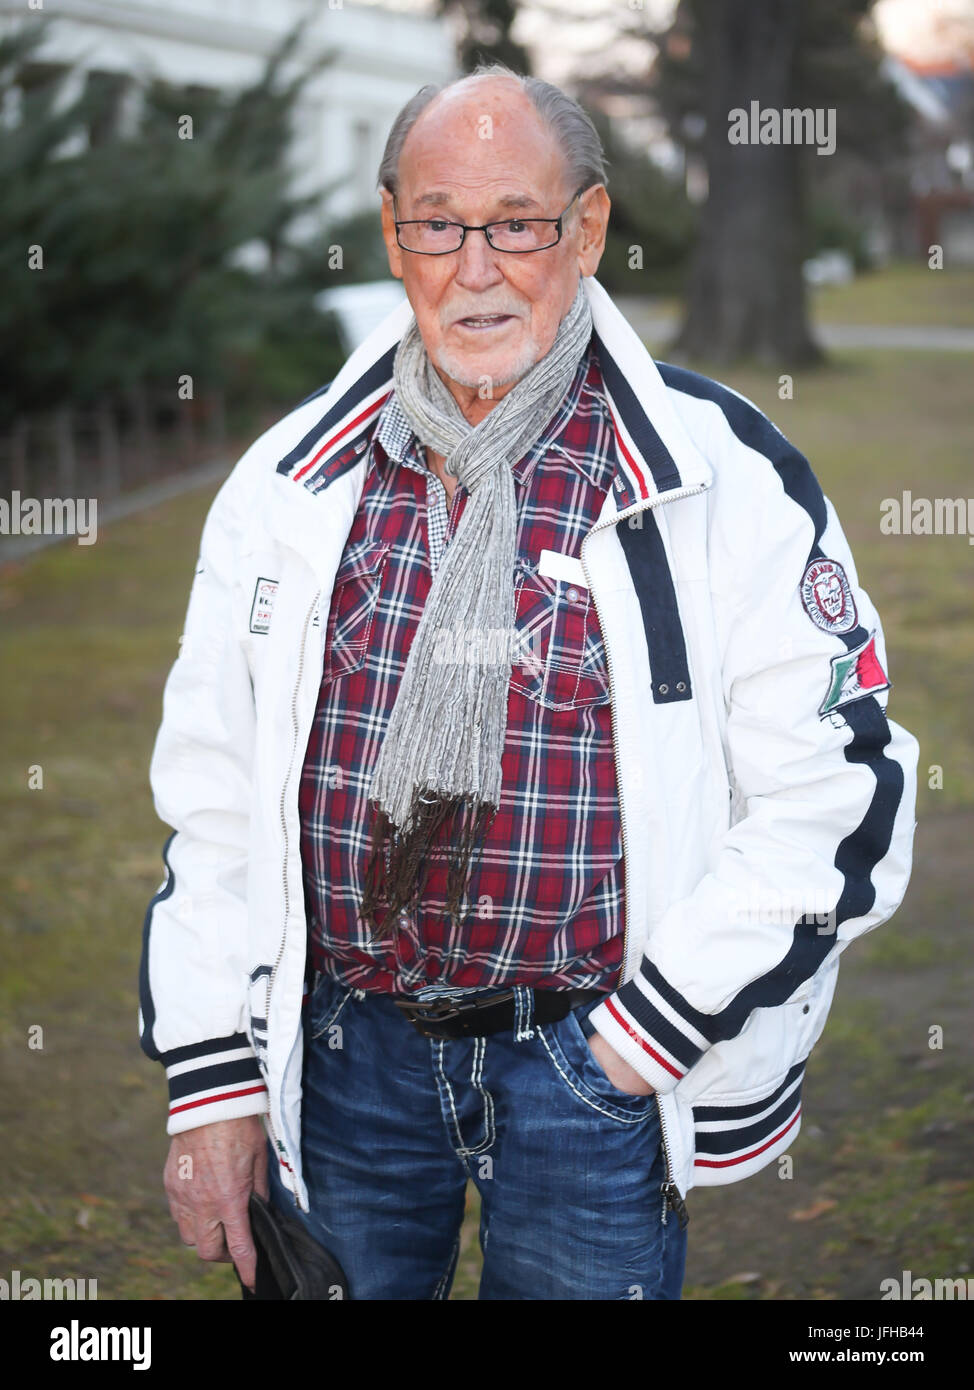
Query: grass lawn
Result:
<box><xmin>810</xmin><ymin>262</ymin><xmax>974</xmax><ymax>328</ymax></box>
<box><xmin>649</xmin><ymin>261</ymin><xmax>974</xmax><ymax>330</ymax></box>
<box><xmin>1</xmin><ymin>322</ymin><xmax>972</xmax><ymax>1299</ymax></box>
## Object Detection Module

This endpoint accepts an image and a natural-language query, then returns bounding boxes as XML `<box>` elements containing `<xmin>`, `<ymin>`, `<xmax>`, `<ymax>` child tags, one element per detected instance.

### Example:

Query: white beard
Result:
<box><xmin>431</xmin><ymin>336</ymin><xmax>544</xmax><ymax>393</ymax></box>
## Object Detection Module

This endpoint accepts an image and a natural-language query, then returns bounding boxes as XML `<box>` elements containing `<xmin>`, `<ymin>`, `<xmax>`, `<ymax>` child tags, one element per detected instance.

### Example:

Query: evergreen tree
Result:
<box><xmin>0</xmin><ymin>19</ymin><xmax>342</xmax><ymax>424</ymax></box>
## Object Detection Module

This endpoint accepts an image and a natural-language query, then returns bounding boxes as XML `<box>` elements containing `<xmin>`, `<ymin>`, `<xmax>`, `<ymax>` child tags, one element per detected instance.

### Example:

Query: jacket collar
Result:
<box><xmin>268</xmin><ymin>278</ymin><xmax>713</xmax><ymax>570</ymax></box>
<box><xmin>582</xmin><ymin>276</ymin><xmax>713</xmax><ymax>508</ymax></box>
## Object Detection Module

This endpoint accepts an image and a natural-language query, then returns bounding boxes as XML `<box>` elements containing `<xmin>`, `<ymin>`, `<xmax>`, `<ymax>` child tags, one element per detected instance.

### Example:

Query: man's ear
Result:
<box><xmin>380</xmin><ymin>190</ymin><xmax>404</xmax><ymax>281</ymax></box>
<box><xmin>576</xmin><ymin>185</ymin><xmax>610</xmax><ymax>278</ymax></box>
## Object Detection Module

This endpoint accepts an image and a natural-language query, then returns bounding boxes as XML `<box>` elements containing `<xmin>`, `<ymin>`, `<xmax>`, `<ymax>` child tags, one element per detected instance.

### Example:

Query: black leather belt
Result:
<box><xmin>393</xmin><ymin>987</ymin><xmax>606</xmax><ymax>1039</ymax></box>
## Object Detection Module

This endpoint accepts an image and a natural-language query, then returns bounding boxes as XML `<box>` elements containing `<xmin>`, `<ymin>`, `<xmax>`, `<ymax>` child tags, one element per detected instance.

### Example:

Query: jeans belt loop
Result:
<box><xmin>513</xmin><ymin>984</ymin><xmax>535</xmax><ymax>1042</ymax></box>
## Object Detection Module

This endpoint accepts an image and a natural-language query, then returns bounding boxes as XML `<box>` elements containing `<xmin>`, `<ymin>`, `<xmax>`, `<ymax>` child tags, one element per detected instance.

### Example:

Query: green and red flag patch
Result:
<box><xmin>819</xmin><ymin>631</ymin><xmax>890</xmax><ymax>718</ymax></box>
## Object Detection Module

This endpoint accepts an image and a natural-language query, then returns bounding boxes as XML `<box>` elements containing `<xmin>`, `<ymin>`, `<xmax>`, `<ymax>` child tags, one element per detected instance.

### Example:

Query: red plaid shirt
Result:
<box><xmin>300</xmin><ymin>342</ymin><xmax>636</xmax><ymax>994</ymax></box>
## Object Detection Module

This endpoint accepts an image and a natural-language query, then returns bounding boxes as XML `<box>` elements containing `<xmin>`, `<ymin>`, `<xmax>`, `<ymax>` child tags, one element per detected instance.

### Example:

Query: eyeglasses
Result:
<box><xmin>393</xmin><ymin>188</ymin><xmax>585</xmax><ymax>256</ymax></box>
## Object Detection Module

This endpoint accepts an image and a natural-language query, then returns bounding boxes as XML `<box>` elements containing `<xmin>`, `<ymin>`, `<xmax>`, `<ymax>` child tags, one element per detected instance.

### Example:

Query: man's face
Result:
<box><xmin>380</xmin><ymin>77</ymin><xmax>610</xmax><ymax>406</ymax></box>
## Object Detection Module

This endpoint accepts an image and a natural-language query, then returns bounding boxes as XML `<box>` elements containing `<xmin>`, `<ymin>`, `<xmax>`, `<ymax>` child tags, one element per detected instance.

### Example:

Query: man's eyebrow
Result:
<box><xmin>495</xmin><ymin>194</ymin><xmax>543</xmax><ymax>211</ymax></box>
<box><xmin>412</xmin><ymin>191</ymin><xmax>543</xmax><ymax>213</ymax></box>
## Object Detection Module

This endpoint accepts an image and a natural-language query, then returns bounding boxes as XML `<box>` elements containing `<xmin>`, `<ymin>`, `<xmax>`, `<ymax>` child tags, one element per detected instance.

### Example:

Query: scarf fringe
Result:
<box><xmin>358</xmin><ymin>789</ymin><xmax>497</xmax><ymax>938</ymax></box>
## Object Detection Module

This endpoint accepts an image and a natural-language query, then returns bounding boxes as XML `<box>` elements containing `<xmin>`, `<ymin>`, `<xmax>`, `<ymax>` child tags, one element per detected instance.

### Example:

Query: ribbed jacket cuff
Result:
<box><xmin>588</xmin><ymin>972</ymin><xmax>711</xmax><ymax>1095</ymax></box>
<box><xmin>162</xmin><ymin>1032</ymin><xmax>269</xmax><ymax>1135</ymax></box>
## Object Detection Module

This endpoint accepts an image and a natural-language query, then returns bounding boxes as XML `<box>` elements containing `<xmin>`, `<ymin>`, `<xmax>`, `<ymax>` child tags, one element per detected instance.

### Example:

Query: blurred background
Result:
<box><xmin>1</xmin><ymin>0</ymin><xmax>972</xmax><ymax>1300</ymax></box>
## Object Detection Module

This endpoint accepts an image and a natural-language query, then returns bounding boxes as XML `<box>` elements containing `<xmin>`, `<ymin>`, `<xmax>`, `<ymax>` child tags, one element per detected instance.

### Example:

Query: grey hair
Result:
<box><xmin>377</xmin><ymin>63</ymin><xmax>608</xmax><ymax>199</ymax></box>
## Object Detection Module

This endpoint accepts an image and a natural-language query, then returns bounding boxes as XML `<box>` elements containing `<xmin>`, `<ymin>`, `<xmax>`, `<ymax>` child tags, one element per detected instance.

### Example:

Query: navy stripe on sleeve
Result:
<box><xmin>655</xmin><ymin>364</ymin><xmax>905</xmax><ymax>1033</ymax></box>
<box><xmin>138</xmin><ymin>831</ymin><xmax>176</xmax><ymax>1062</ymax></box>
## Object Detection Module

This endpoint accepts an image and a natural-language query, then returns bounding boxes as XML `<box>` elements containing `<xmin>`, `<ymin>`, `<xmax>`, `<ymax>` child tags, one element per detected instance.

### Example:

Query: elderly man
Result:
<box><xmin>140</xmin><ymin>67</ymin><xmax>918</xmax><ymax>1301</ymax></box>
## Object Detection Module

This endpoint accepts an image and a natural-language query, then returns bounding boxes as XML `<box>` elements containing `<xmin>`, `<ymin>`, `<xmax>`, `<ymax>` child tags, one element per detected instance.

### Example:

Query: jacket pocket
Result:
<box><xmin>689</xmin><ymin>1059</ymin><xmax>806</xmax><ymax>1181</ymax></box>
<box><xmin>678</xmin><ymin>980</ymin><xmax>826</xmax><ymax>1114</ymax></box>
<box><xmin>321</xmin><ymin>539</ymin><xmax>389</xmax><ymax>684</ymax></box>
<box><xmin>510</xmin><ymin>559</ymin><xmax>609</xmax><ymax>712</ymax></box>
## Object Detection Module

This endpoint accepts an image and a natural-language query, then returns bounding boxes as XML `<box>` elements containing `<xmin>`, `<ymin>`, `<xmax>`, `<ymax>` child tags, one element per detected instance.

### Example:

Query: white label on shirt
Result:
<box><xmin>537</xmin><ymin>549</ymin><xmax>587</xmax><ymax>588</ymax></box>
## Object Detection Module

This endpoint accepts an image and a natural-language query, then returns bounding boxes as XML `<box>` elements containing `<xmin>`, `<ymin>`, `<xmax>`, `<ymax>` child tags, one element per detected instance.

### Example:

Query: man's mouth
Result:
<box><xmin>454</xmin><ymin>313</ymin><xmax>515</xmax><ymax>331</ymax></box>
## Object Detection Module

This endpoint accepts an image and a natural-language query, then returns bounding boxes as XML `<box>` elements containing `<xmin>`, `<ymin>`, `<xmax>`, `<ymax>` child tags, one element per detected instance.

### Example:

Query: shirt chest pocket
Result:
<box><xmin>321</xmin><ymin>539</ymin><xmax>389</xmax><ymax>684</ymax></box>
<box><xmin>510</xmin><ymin>558</ymin><xmax>610</xmax><ymax>712</ymax></box>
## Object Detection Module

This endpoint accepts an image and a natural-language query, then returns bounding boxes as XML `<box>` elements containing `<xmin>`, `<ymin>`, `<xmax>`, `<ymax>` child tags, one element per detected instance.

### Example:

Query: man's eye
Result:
<box><xmin>504</xmin><ymin>220</ymin><xmax>527</xmax><ymax>234</ymax></box>
<box><xmin>427</xmin><ymin>220</ymin><xmax>450</xmax><ymax>233</ymax></box>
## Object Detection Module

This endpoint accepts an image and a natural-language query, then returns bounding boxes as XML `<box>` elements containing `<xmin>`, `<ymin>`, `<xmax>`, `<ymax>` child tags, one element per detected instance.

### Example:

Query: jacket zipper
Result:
<box><xmin>265</xmin><ymin>593</ymin><xmax>319</xmax><ymax>1200</ymax></box>
<box><xmin>579</xmin><ymin>480</ymin><xmax>705</xmax><ymax>1227</ymax></box>
<box><xmin>656</xmin><ymin>1097</ymin><xmax>690</xmax><ymax>1228</ymax></box>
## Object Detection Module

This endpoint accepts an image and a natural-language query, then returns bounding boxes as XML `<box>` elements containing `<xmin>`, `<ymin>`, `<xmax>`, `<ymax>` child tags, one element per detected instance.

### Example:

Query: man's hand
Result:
<box><xmin>164</xmin><ymin>1115</ymin><xmax>269</xmax><ymax>1293</ymax></box>
<box><xmin>587</xmin><ymin>1029</ymin><xmax>656</xmax><ymax>1096</ymax></box>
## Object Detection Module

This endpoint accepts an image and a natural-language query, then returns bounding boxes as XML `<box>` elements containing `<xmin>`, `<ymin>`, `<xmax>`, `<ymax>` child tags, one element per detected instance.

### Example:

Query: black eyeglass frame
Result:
<box><xmin>393</xmin><ymin>187</ymin><xmax>588</xmax><ymax>256</ymax></box>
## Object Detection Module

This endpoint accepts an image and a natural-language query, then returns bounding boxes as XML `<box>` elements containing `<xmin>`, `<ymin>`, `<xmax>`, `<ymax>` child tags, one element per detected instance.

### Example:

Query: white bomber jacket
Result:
<box><xmin>140</xmin><ymin>277</ymin><xmax>918</xmax><ymax>1213</ymax></box>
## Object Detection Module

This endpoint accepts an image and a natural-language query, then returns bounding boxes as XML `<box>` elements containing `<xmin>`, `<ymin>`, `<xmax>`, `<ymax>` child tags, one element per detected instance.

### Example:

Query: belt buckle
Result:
<box><xmin>394</xmin><ymin>993</ymin><xmax>466</xmax><ymax>1025</ymax></box>
<box><xmin>394</xmin><ymin>988</ymin><xmax>516</xmax><ymax>1030</ymax></box>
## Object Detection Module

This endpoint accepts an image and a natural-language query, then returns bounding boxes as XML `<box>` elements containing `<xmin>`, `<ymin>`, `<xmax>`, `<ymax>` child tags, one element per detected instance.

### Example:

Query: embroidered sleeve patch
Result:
<box><xmin>819</xmin><ymin>631</ymin><xmax>890</xmax><ymax>717</ymax></box>
<box><xmin>800</xmin><ymin>558</ymin><xmax>858</xmax><ymax>633</ymax></box>
<box><xmin>249</xmin><ymin>577</ymin><xmax>279</xmax><ymax>635</ymax></box>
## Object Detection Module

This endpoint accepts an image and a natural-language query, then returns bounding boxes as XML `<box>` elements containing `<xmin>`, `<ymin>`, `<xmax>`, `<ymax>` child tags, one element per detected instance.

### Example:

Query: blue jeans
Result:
<box><xmin>267</xmin><ymin>977</ymin><xmax>688</xmax><ymax>1300</ymax></box>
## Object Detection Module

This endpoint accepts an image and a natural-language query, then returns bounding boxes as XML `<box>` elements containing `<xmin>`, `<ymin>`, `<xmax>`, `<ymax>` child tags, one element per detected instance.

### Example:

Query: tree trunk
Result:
<box><xmin>675</xmin><ymin>0</ymin><xmax>823</xmax><ymax>365</ymax></box>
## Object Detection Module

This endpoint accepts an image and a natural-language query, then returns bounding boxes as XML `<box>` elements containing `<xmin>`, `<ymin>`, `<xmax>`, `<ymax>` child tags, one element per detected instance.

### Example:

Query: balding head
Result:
<box><xmin>378</xmin><ymin>65</ymin><xmax>607</xmax><ymax>201</ymax></box>
<box><xmin>395</xmin><ymin>75</ymin><xmax>574</xmax><ymax>234</ymax></box>
<box><xmin>402</xmin><ymin>75</ymin><xmax>553</xmax><ymax>193</ymax></box>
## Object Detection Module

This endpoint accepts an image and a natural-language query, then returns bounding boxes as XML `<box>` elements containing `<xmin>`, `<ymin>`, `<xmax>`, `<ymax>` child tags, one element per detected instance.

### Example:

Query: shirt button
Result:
<box><xmin>566</xmin><ymin>586</ymin><xmax>581</xmax><ymax>603</ymax></box>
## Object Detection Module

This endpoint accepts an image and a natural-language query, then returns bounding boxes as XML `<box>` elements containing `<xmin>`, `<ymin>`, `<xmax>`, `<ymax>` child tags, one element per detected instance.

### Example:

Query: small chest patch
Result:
<box><xmin>249</xmin><ymin>577</ymin><xmax>279</xmax><ymax>635</ymax></box>
<box><xmin>800</xmin><ymin>557</ymin><xmax>857</xmax><ymax>634</ymax></box>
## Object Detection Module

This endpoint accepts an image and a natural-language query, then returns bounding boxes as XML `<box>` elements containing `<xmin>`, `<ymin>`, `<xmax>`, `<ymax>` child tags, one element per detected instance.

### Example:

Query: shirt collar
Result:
<box><xmin>368</xmin><ymin>338</ymin><xmax>615</xmax><ymax>494</ymax></box>
<box><xmin>373</xmin><ymin>391</ymin><xmax>419</xmax><ymax>470</ymax></box>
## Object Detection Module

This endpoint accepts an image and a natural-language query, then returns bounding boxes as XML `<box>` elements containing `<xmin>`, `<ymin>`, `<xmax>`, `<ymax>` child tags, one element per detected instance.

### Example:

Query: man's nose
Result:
<box><xmin>453</xmin><ymin>228</ymin><xmax>505</xmax><ymax>291</ymax></box>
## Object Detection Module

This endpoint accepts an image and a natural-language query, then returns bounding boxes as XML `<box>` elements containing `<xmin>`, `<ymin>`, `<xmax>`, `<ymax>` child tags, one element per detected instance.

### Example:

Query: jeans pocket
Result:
<box><xmin>308</xmin><ymin>974</ymin><xmax>354</xmax><ymax>1040</ymax></box>
<box><xmin>539</xmin><ymin>1007</ymin><xmax>659</xmax><ymax>1123</ymax></box>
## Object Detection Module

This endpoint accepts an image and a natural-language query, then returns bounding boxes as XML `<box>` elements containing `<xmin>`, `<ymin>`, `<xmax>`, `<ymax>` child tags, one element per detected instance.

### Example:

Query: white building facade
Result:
<box><xmin>0</xmin><ymin>0</ymin><xmax>457</xmax><ymax>228</ymax></box>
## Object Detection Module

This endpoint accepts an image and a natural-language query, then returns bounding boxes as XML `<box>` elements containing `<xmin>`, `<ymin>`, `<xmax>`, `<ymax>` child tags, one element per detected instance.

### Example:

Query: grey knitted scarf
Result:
<box><xmin>359</xmin><ymin>281</ymin><xmax>593</xmax><ymax>936</ymax></box>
